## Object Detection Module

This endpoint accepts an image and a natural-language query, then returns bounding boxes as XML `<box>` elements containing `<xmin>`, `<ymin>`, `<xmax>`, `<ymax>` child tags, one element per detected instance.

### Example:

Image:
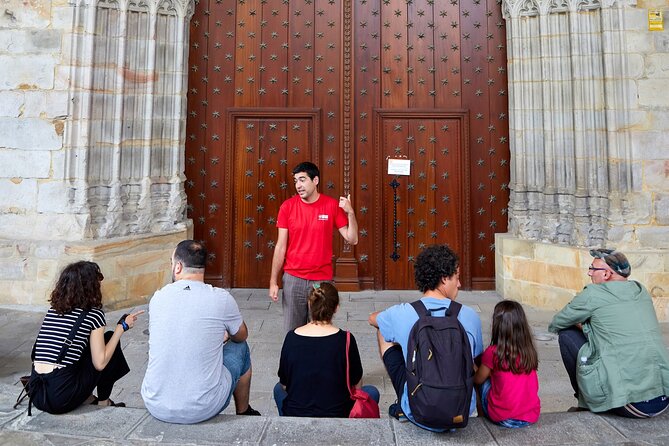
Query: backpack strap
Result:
<box><xmin>411</xmin><ymin>300</ymin><xmax>450</xmax><ymax>317</ymax></box>
<box><xmin>410</xmin><ymin>300</ymin><xmax>428</xmax><ymax>317</ymax></box>
<box><xmin>447</xmin><ymin>300</ymin><xmax>462</xmax><ymax>318</ymax></box>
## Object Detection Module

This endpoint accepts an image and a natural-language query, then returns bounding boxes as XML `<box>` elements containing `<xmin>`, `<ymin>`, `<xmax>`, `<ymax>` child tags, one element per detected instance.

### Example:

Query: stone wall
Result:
<box><xmin>0</xmin><ymin>0</ymin><xmax>193</xmax><ymax>309</ymax></box>
<box><xmin>633</xmin><ymin>0</ymin><xmax>669</xmax><ymax>248</ymax></box>
<box><xmin>496</xmin><ymin>233</ymin><xmax>669</xmax><ymax>320</ymax></box>
<box><xmin>0</xmin><ymin>1</ymin><xmax>72</xmax><ymax>239</ymax></box>
<box><xmin>497</xmin><ymin>0</ymin><xmax>669</xmax><ymax>319</ymax></box>
<box><xmin>0</xmin><ymin>229</ymin><xmax>190</xmax><ymax>308</ymax></box>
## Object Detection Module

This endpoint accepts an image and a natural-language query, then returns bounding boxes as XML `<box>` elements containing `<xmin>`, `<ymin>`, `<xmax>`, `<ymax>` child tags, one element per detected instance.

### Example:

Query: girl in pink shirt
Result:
<box><xmin>475</xmin><ymin>300</ymin><xmax>541</xmax><ymax>428</ymax></box>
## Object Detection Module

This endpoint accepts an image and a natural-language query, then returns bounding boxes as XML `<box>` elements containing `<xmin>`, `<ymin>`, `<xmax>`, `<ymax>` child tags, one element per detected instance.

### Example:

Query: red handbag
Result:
<box><xmin>346</xmin><ymin>331</ymin><xmax>380</xmax><ymax>418</ymax></box>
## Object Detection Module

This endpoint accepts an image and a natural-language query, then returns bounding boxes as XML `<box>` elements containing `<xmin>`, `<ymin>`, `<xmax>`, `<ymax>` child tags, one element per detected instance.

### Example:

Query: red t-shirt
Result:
<box><xmin>277</xmin><ymin>194</ymin><xmax>348</xmax><ymax>280</ymax></box>
<box><xmin>481</xmin><ymin>345</ymin><xmax>541</xmax><ymax>423</ymax></box>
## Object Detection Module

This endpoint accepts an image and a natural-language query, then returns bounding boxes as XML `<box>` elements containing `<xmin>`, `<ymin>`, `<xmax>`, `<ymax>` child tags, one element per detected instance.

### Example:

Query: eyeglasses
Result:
<box><xmin>588</xmin><ymin>265</ymin><xmax>609</xmax><ymax>272</ymax></box>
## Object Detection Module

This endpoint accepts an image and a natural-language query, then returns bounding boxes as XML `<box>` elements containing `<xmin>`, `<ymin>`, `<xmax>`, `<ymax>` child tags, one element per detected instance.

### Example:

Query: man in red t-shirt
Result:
<box><xmin>269</xmin><ymin>162</ymin><xmax>359</xmax><ymax>331</ymax></box>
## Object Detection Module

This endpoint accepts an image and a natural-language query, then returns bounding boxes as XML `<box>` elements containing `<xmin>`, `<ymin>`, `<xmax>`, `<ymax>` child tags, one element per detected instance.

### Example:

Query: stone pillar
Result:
<box><xmin>497</xmin><ymin>0</ymin><xmax>669</xmax><ymax>319</ymax></box>
<box><xmin>0</xmin><ymin>0</ymin><xmax>194</xmax><ymax>308</ymax></box>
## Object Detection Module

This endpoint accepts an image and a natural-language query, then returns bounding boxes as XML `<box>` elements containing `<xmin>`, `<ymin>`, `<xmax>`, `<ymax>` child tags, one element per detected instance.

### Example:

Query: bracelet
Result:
<box><xmin>118</xmin><ymin>314</ymin><xmax>129</xmax><ymax>332</ymax></box>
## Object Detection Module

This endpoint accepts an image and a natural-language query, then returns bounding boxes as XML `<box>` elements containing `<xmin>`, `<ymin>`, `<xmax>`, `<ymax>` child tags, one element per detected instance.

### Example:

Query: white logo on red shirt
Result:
<box><xmin>318</xmin><ymin>214</ymin><xmax>329</xmax><ymax>221</ymax></box>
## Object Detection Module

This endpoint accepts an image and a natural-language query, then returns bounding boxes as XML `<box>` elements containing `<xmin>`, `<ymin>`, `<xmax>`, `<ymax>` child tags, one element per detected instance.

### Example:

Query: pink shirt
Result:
<box><xmin>482</xmin><ymin>345</ymin><xmax>541</xmax><ymax>423</ymax></box>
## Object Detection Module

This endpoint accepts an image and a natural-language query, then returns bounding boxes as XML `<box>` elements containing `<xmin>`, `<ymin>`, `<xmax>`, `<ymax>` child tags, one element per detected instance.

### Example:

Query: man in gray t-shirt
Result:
<box><xmin>141</xmin><ymin>240</ymin><xmax>260</xmax><ymax>424</ymax></box>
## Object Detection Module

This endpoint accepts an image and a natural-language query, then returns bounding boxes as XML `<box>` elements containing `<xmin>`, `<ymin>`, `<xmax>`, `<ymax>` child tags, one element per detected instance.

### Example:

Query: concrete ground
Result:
<box><xmin>1</xmin><ymin>289</ymin><xmax>669</xmax><ymax>445</ymax></box>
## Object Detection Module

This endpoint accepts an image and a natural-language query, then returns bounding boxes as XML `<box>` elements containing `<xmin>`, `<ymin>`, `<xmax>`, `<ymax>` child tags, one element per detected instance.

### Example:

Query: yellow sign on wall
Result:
<box><xmin>649</xmin><ymin>10</ymin><xmax>663</xmax><ymax>31</ymax></box>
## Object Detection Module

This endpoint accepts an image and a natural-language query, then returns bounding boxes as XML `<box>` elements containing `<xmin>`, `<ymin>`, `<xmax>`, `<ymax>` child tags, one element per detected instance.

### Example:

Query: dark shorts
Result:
<box><xmin>382</xmin><ymin>344</ymin><xmax>406</xmax><ymax>400</ymax></box>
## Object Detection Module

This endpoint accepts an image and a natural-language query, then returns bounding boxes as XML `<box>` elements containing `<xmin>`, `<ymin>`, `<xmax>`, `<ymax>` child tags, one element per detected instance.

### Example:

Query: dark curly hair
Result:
<box><xmin>414</xmin><ymin>244</ymin><xmax>459</xmax><ymax>293</ymax></box>
<box><xmin>49</xmin><ymin>261</ymin><xmax>104</xmax><ymax>314</ymax></box>
<box><xmin>308</xmin><ymin>282</ymin><xmax>339</xmax><ymax>323</ymax></box>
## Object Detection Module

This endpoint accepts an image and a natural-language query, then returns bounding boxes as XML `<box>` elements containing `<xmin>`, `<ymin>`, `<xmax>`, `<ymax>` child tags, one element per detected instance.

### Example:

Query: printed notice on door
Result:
<box><xmin>388</xmin><ymin>158</ymin><xmax>411</xmax><ymax>176</ymax></box>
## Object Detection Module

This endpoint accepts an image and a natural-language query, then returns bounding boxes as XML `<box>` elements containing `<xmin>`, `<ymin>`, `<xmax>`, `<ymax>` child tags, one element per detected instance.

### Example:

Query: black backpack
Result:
<box><xmin>405</xmin><ymin>300</ymin><xmax>474</xmax><ymax>429</ymax></box>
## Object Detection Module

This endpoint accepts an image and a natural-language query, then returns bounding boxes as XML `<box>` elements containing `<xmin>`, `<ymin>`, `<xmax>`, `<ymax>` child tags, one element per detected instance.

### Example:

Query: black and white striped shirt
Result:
<box><xmin>33</xmin><ymin>308</ymin><xmax>106</xmax><ymax>366</ymax></box>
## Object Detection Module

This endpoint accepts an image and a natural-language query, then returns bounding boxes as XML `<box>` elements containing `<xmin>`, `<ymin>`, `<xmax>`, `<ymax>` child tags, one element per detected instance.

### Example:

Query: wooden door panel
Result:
<box><xmin>376</xmin><ymin>111</ymin><xmax>469</xmax><ymax>290</ymax></box>
<box><xmin>227</xmin><ymin>110</ymin><xmax>320</xmax><ymax>288</ymax></box>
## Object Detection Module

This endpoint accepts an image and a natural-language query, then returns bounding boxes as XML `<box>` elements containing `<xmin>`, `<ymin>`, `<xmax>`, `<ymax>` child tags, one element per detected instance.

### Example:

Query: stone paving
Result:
<box><xmin>1</xmin><ymin>289</ymin><xmax>669</xmax><ymax>445</ymax></box>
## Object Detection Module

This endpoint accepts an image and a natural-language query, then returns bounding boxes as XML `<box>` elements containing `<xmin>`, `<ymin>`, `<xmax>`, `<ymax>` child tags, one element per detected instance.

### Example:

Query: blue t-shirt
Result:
<box><xmin>377</xmin><ymin>297</ymin><xmax>483</xmax><ymax>432</ymax></box>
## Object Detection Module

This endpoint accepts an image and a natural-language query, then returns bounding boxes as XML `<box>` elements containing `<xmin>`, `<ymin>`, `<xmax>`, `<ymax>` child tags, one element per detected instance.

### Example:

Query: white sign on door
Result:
<box><xmin>387</xmin><ymin>158</ymin><xmax>411</xmax><ymax>176</ymax></box>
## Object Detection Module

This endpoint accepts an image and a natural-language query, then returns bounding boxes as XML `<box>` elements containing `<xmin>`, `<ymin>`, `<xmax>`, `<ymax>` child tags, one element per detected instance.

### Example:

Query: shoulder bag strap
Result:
<box><xmin>345</xmin><ymin>331</ymin><xmax>354</xmax><ymax>397</ymax></box>
<box><xmin>54</xmin><ymin>310</ymin><xmax>88</xmax><ymax>365</ymax></box>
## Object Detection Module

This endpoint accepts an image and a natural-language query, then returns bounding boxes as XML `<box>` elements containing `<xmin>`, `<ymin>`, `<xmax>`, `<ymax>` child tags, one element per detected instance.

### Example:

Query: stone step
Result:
<box><xmin>3</xmin><ymin>402</ymin><xmax>669</xmax><ymax>445</ymax></box>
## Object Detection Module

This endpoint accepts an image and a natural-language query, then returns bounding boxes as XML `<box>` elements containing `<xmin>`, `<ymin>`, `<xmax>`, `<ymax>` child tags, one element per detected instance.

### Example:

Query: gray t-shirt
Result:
<box><xmin>141</xmin><ymin>280</ymin><xmax>243</xmax><ymax>424</ymax></box>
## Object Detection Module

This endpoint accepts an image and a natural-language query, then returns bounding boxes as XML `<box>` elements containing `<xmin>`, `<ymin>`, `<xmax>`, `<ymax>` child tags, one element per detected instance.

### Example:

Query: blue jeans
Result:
<box><xmin>480</xmin><ymin>379</ymin><xmax>531</xmax><ymax>428</ymax></box>
<box><xmin>273</xmin><ymin>382</ymin><xmax>380</xmax><ymax>416</ymax></box>
<box><xmin>219</xmin><ymin>340</ymin><xmax>252</xmax><ymax>412</ymax></box>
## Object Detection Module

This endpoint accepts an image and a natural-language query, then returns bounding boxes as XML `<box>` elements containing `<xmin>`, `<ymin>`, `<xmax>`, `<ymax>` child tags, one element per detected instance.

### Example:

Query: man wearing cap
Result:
<box><xmin>549</xmin><ymin>249</ymin><xmax>669</xmax><ymax>417</ymax></box>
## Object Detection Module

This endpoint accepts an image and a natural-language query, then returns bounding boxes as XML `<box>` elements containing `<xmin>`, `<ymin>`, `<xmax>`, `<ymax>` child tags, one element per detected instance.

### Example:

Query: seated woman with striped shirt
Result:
<box><xmin>28</xmin><ymin>261</ymin><xmax>144</xmax><ymax>413</ymax></box>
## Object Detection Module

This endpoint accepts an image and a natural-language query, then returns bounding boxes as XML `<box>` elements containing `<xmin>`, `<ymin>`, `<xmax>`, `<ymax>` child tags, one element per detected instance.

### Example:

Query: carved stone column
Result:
<box><xmin>66</xmin><ymin>0</ymin><xmax>194</xmax><ymax>239</ymax></box>
<box><xmin>497</xmin><ymin>0</ymin><xmax>669</xmax><ymax>320</ymax></box>
<box><xmin>0</xmin><ymin>0</ymin><xmax>195</xmax><ymax>309</ymax></box>
<box><xmin>503</xmin><ymin>0</ymin><xmax>628</xmax><ymax>247</ymax></box>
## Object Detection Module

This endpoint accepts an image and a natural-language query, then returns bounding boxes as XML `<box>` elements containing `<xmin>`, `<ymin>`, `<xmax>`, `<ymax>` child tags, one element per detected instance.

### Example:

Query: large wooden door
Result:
<box><xmin>184</xmin><ymin>0</ymin><xmax>509</xmax><ymax>290</ymax></box>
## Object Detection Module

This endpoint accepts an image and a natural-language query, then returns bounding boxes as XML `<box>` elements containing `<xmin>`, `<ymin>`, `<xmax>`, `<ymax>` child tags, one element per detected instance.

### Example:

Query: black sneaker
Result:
<box><xmin>388</xmin><ymin>403</ymin><xmax>407</xmax><ymax>421</ymax></box>
<box><xmin>237</xmin><ymin>406</ymin><xmax>261</xmax><ymax>416</ymax></box>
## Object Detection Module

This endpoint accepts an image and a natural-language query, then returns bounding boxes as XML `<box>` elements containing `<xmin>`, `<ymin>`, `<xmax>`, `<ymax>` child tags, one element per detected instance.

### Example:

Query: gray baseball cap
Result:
<box><xmin>589</xmin><ymin>248</ymin><xmax>631</xmax><ymax>278</ymax></box>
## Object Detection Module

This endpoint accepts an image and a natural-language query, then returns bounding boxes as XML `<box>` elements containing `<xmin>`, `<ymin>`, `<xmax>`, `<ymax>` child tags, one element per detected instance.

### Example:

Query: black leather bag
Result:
<box><xmin>13</xmin><ymin>375</ymin><xmax>30</xmax><ymax>409</ymax></box>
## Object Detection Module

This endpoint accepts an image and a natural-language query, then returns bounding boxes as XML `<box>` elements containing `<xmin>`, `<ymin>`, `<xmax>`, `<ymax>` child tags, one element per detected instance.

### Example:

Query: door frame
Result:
<box><xmin>216</xmin><ymin>108</ymin><xmax>322</xmax><ymax>288</ymax></box>
<box><xmin>373</xmin><ymin>109</ymin><xmax>472</xmax><ymax>290</ymax></box>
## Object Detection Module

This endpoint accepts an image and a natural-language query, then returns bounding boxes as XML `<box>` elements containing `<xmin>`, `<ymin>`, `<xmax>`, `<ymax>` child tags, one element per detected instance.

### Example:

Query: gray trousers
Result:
<box><xmin>281</xmin><ymin>273</ymin><xmax>332</xmax><ymax>332</ymax></box>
